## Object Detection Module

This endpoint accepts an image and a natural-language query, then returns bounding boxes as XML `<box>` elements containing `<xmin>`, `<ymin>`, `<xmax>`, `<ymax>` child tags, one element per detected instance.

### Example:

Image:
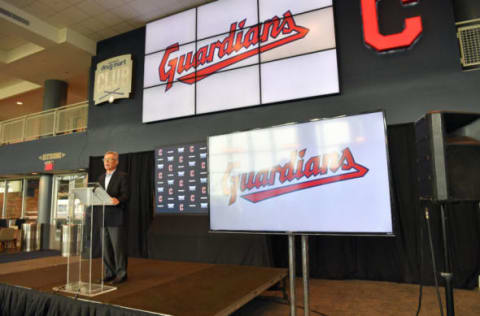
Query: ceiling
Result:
<box><xmin>0</xmin><ymin>0</ymin><xmax>214</xmax><ymax>121</ymax></box>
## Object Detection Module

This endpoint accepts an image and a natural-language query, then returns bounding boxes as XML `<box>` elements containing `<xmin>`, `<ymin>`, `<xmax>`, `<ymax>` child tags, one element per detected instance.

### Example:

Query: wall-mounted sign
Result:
<box><xmin>38</xmin><ymin>152</ymin><xmax>65</xmax><ymax>161</ymax></box>
<box><xmin>38</xmin><ymin>152</ymin><xmax>66</xmax><ymax>171</ymax></box>
<box><xmin>94</xmin><ymin>54</ymin><xmax>133</xmax><ymax>105</ymax></box>
<box><xmin>361</xmin><ymin>0</ymin><xmax>423</xmax><ymax>52</ymax></box>
<box><xmin>143</xmin><ymin>0</ymin><xmax>339</xmax><ymax>123</ymax></box>
<box><xmin>44</xmin><ymin>161</ymin><xmax>54</xmax><ymax>171</ymax></box>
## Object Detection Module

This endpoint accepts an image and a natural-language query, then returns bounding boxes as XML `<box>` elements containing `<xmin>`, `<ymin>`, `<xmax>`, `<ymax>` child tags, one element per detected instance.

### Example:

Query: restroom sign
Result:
<box><xmin>94</xmin><ymin>54</ymin><xmax>133</xmax><ymax>105</ymax></box>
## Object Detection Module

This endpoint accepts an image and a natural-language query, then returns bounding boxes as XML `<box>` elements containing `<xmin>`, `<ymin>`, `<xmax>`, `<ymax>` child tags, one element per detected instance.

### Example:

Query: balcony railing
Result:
<box><xmin>0</xmin><ymin>101</ymin><xmax>88</xmax><ymax>146</ymax></box>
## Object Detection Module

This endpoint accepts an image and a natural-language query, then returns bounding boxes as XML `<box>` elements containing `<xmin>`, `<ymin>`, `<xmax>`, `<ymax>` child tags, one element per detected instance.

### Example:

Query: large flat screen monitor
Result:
<box><xmin>143</xmin><ymin>0</ymin><xmax>339</xmax><ymax>122</ymax></box>
<box><xmin>208</xmin><ymin>111</ymin><xmax>394</xmax><ymax>235</ymax></box>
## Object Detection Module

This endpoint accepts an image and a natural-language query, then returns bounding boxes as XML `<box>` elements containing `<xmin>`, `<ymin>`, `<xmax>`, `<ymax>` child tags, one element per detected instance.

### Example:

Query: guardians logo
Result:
<box><xmin>222</xmin><ymin>148</ymin><xmax>368</xmax><ymax>205</ymax></box>
<box><xmin>159</xmin><ymin>10</ymin><xmax>309</xmax><ymax>91</ymax></box>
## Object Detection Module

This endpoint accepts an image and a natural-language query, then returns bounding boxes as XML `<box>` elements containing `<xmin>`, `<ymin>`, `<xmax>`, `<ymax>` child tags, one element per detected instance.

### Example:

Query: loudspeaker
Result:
<box><xmin>415</xmin><ymin>111</ymin><xmax>480</xmax><ymax>201</ymax></box>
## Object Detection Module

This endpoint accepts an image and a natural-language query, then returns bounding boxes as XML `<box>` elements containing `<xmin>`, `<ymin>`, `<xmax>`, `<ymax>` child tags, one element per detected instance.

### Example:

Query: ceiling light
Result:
<box><xmin>16</xmin><ymin>101</ymin><xmax>23</xmax><ymax>105</ymax></box>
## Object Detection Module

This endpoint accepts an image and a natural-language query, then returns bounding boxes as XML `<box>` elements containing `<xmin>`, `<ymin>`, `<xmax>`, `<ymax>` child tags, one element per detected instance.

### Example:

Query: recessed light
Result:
<box><xmin>16</xmin><ymin>101</ymin><xmax>23</xmax><ymax>105</ymax></box>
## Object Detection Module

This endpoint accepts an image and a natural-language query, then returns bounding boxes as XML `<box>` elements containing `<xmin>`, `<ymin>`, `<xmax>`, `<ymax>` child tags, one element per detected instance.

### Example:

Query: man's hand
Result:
<box><xmin>112</xmin><ymin>198</ymin><xmax>120</xmax><ymax>205</ymax></box>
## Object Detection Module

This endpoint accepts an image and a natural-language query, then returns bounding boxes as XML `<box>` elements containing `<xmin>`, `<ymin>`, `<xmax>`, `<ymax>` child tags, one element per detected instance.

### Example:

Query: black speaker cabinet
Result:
<box><xmin>415</xmin><ymin>111</ymin><xmax>480</xmax><ymax>201</ymax></box>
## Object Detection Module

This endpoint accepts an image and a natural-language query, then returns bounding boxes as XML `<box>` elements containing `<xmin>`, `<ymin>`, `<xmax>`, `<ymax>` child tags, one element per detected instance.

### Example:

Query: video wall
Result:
<box><xmin>155</xmin><ymin>143</ymin><xmax>208</xmax><ymax>214</ymax></box>
<box><xmin>208</xmin><ymin>111</ymin><xmax>394</xmax><ymax>234</ymax></box>
<box><xmin>143</xmin><ymin>0</ymin><xmax>339</xmax><ymax>122</ymax></box>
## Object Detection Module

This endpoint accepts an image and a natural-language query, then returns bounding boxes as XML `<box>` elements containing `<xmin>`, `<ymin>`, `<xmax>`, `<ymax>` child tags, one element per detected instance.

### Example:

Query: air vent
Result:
<box><xmin>0</xmin><ymin>7</ymin><xmax>29</xmax><ymax>26</ymax></box>
<box><xmin>456</xmin><ymin>20</ymin><xmax>480</xmax><ymax>70</ymax></box>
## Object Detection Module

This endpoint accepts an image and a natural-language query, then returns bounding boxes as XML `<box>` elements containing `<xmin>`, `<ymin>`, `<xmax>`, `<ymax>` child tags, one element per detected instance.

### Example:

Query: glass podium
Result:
<box><xmin>53</xmin><ymin>182</ymin><xmax>117</xmax><ymax>297</ymax></box>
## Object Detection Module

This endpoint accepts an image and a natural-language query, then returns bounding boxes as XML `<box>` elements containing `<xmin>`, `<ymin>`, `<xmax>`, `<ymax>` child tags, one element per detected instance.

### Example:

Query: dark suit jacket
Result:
<box><xmin>98</xmin><ymin>170</ymin><xmax>129</xmax><ymax>227</ymax></box>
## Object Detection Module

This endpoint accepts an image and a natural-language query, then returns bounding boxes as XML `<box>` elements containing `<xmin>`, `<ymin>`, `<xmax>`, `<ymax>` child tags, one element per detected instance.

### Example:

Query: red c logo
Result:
<box><xmin>361</xmin><ymin>0</ymin><xmax>422</xmax><ymax>52</ymax></box>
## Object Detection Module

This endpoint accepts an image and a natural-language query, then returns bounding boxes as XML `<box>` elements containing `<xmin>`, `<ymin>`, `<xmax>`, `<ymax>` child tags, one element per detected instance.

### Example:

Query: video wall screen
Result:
<box><xmin>208</xmin><ymin>111</ymin><xmax>394</xmax><ymax>234</ymax></box>
<box><xmin>155</xmin><ymin>143</ymin><xmax>208</xmax><ymax>214</ymax></box>
<box><xmin>143</xmin><ymin>0</ymin><xmax>339</xmax><ymax>123</ymax></box>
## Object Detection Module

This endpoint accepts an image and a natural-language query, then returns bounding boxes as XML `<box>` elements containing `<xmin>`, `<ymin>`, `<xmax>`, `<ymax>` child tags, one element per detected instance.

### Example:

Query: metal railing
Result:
<box><xmin>0</xmin><ymin>101</ymin><xmax>88</xmax><ymax>145</ymax></box>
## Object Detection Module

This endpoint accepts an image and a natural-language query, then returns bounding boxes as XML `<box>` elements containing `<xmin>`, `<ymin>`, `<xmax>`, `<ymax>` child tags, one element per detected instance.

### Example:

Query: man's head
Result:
<box><xmin>103</xmin><ymin>151</ymin><xmax>119</xmax><ymax>173</ymax></box>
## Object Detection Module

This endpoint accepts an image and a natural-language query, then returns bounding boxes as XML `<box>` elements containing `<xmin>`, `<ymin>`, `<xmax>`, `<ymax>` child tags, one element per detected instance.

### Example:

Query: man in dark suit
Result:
<box><xmin>98</xmin><ymin>151</ymin><xmax>129</xmax><ymax>285</ymax></box>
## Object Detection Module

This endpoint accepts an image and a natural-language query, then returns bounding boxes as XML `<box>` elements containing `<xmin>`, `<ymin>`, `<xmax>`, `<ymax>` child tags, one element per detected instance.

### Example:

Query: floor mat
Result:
<box><xmin>0</xmin><ymin>250</ymin><xmax>61</xmax><ymax>264</ymax></box>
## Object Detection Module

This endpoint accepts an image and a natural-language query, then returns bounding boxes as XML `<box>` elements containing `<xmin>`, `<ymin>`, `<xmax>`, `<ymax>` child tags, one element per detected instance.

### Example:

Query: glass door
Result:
<box><xmin>0</xmin><ymin>181</ymin><xmax>5</xmax><ymax>218</ymax></box>
<box><xmin>23</xmin><ymin>178</ymin><xmax>40</xmax><ymax>221</ymax></box>
<box><xmin>0</xmin><ymin>178</ymin><xmax>39</xmax><ymax>225</ymax></box>
<box><xmin>5</xmin><ymin>179</ymin><xmax>23</xmax><ymax>220</ymax></box>
<box><xmin>51</xmin><ymin>173</ymin><xmax>88</xmax><ymax>246</ymax></box>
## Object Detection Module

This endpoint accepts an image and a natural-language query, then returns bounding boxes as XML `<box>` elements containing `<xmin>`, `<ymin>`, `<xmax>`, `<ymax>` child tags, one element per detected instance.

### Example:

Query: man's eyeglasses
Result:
<box><xmin>102</xmin><ymin>158</ymin><xmax>117</xmax><ymax>162</ymax></box>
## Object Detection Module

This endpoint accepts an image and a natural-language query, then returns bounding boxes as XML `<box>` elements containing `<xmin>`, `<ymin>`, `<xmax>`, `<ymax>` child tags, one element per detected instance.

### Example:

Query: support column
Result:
<box><xmin>288</xmin><ymin>234</ymin><xmax>296</xmax><ymax>316</ymax></box>
<box><xmin>43</xmin><ymin>79</ymin><xmax>68</xmax><ymax>110</ymax></box>
<box><xmin>302</xmin><ymin>235</ymin><xmax>310</xmax><ymax>316</ymax></box>
<box><xmin>38</xmin><ymin>174</ymin><xmax>53</xmax><ymax>249</ymax></box>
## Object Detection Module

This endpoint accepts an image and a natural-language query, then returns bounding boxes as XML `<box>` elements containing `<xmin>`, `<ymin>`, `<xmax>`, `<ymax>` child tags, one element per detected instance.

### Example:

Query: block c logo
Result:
<box><xmin>361</xmin><ymin>0</ymin><xmax>423</xmax><ymax>52</ymax></box>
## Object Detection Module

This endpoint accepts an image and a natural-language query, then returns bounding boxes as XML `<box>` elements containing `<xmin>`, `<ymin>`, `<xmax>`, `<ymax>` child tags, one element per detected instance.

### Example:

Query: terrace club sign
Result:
<box><xmin>38</xmin><ymin>152</ymin><xmax>66</xmax><ymax>171</ymax></box>
<box><xmin>94</xmin><ymin>54</ymin><xmax>133</xmax><ymax>105</ymax></box>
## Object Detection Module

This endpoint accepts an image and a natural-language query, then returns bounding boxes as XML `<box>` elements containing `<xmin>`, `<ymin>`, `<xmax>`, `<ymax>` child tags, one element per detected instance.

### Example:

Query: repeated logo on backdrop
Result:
<box><xmin>155</xmin><ymin>143</ymin><xmax>208</xmax><ymax>213</ymax></box>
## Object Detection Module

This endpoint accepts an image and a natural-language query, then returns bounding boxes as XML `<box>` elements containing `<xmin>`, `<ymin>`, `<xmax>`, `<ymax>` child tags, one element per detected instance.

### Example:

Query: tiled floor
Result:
<box><xmin>235</xmin><ymin>278</ymin><xmax>480</xmax><ymax>316</ymax></box>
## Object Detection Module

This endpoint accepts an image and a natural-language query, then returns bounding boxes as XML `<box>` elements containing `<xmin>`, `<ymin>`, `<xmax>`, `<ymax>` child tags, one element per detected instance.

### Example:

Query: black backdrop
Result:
<box><xmin>89</xmin><ymin>151</ymin><xmax>154</xmax><ymax>258</ymax></box>
<box><xmin>88</xmin><ymin>124</ymin><xmax>480</xmax><ymax>289</ymax></box>
<box><xmin>272</xmin><ymin>124</ymin><xmax>480</xmax><ymax>289</ymax></box>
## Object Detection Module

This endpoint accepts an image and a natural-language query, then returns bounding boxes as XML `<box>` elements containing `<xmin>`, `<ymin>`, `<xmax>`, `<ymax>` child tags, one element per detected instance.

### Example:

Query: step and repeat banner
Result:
<box><xmin>155</xmin><ymin>143</ymin><xmax>208</xmax><ymax>214</ymax></box>
<box><xmin>143</xmin><ymin>0</ymin><xmax>338</xmax><ymax>122</ymax></box>
<box><xmin>208</xmin><ymin>111</ymin><xmax>394</xmax><ymax>234</ymax></box>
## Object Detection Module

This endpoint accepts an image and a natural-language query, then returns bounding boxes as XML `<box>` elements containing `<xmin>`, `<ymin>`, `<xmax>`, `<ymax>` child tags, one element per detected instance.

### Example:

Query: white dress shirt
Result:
<box><xmin>105</xmin><ymin>169</ymin><xmax>116</xmax><ymax>190</ymax></box>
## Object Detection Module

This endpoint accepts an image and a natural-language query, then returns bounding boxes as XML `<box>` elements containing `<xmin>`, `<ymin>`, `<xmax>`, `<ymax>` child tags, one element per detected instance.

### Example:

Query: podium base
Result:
<box><xmin>54</xmin><ymin>281</ymin><xmax>117</xmax><ymax>297</ymax></box>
